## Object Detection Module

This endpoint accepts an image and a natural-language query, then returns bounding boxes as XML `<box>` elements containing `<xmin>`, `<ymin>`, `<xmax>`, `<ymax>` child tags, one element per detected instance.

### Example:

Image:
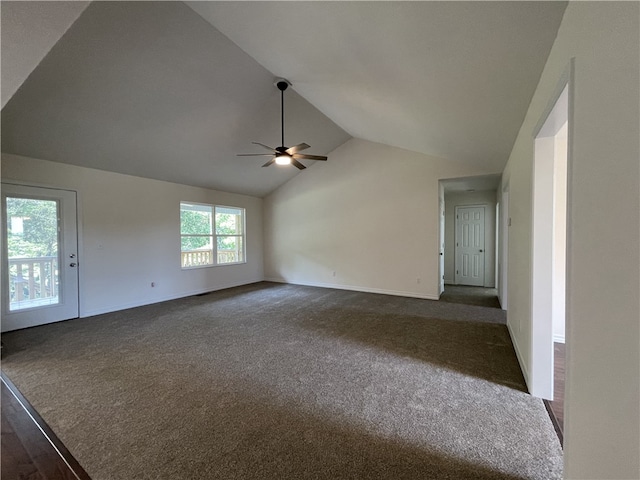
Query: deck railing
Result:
<box><xmin>7</xmin><ymin>251</ymin><xmax>242</xmax><ymax>310</ymax></box>
<box><xmin>8</xmin><ymin>256</ymin><xmax>58</xmax><ymax>309</ymax></box>
<box><xmin>181</xmin><ymin>249</ymin><xmax>240</xmax><ymax>267</ymax></box>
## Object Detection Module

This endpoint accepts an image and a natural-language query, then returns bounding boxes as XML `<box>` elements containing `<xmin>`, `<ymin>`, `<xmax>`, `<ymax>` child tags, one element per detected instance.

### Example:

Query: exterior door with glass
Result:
<box><xmin>2</xmin><ymin>184</ymin><xmax>79</xmax><ymax>332</ymax></box>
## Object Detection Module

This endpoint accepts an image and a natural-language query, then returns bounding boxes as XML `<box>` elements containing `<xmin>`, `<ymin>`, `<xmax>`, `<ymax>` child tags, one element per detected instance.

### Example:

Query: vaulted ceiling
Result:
<box><xmin>1</xmin><ymin>1</ymin><xmax>567</xmax><ymax>198</ymax></box>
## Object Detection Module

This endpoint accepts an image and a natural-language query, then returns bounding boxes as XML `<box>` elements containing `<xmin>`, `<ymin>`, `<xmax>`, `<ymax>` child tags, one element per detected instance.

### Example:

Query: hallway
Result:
<box><xmin>440</xmin><ymin>285</ymin><xmax>501</xmax><ymax>309</ymax></box>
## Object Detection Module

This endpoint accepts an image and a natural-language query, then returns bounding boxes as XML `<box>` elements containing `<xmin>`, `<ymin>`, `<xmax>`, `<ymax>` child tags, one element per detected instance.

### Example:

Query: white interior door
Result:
<box><xmin>455</xmin><ymin>206</ymin><xmax>485</xmax><ymax>286</ymax></box>
<box><xmin>2</xmin><ymin>184</ymin><xmax>79</xmax><ymax>332</ymax></box>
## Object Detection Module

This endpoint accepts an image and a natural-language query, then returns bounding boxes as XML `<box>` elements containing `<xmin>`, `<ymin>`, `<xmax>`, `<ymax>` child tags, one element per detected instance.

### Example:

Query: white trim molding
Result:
<box><xmin>264</xmin><ymin>277</ymin><xmax>439</xmax><ymax>301</ymax></box>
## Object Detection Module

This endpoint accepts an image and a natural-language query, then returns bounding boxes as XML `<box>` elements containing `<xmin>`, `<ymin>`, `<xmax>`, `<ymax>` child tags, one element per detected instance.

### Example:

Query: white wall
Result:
<box><xmin>263</xmin><ymin>138</ymin><xmax>496</xmax><ymax>300</ymax></box>
<box><xmin>502</xmin><ymin>2</ymin><xmax>639</xmax><ymax>478</ymax></box>
<box><xmin>443</xmin><ymin>190</ymin><xmax>496</xmax><ymax>287</ymax></box>
<box><xmin>1</xmin><ymin>153</ymin><xmax>264</xmax><ymax>317</ymax></box>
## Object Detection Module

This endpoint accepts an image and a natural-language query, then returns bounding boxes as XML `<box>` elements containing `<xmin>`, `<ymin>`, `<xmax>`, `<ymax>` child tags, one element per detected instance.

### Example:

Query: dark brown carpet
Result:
<box><xmin>440</xmin><ymin>285</ymin><xmax>503</xmax><ymax>309</ymax></box>
<box><xmin>1</xmin><ymin>282</ymin><xmax>562</xmax><ymax>479</ymax></box>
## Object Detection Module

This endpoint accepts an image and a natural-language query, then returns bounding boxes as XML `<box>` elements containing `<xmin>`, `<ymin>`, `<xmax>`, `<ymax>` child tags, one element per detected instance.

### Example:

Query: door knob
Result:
<box><xmin>70</xmin><ymin>253</ymin><xmax>76</xmax><ymax>258</ymax></box>
<box><xmin>70</xmin><ymin>263</ymin><xmax>77</xmax><ymax>267</ymax></box>
<box><xmin>479</xmin><ymin>249</ymin><xmax>483</xmax><ymax>252</ymax></box>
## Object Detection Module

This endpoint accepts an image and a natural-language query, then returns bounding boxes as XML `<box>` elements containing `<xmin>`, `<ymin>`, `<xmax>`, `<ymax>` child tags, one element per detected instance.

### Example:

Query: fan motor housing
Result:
<box><xmin>275</xmin><ymin>79</ymin><xmax>291</xmax><ymax>91</ymax></box>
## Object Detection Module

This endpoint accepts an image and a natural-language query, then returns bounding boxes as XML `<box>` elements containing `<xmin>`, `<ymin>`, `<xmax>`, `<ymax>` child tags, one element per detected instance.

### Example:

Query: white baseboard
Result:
<box><xmin>81</xmin><ymin>277</ymin><xmax>437</xmax><ymax>318</ymax></box>
<box><xmin>507</xmin><ymin>320</ymin><xmax>531</xmax><ymax>393</ymax></box>
<box><xmin>80</xmin><ymin>278</ymin><xmax>264</xmax><ymax>318</ymax></box>
<box><xmin>264</xmin><ymin>277</ymin><xmax>439</xmax><ymax>301</ymax></box>
<box><xmin>553</xmin><ymin>334</ymin><xmax>565</xmax><ymax>344</ymax></box>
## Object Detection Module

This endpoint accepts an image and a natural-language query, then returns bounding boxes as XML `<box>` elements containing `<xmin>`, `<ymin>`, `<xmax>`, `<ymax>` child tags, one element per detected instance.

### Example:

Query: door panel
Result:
<box><xmin>2</xmin><ymin>184</ymin><xmax>79</xmax><ymax>332</ymax></box>
<box><xmin>455</xmin><ymin>206</ymin><xmax>485</xmax><ymax>286</ymax></box>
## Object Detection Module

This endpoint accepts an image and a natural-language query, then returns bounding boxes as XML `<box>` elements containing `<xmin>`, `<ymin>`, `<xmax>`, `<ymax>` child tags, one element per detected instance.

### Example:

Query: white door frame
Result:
<box><xmin>454</xmin><ymin>204</ymin><xmax>487</xmax><ymax>287</ymax></box>
<box><xmin>1</xmin><ymin>183</ymin><xmax>79</xmax><ymax>332</ymax></box>
<box><xmin>438</xmin><ymin>194</ymin><xmax>445</xmax><ymax>296</ymax></box>
<box><xmin>500</xmin><ymin>185</ymin><xmax>509</xmax><ymax>310</ymax></box>
<box><xmin>530</xmin><ymin>83</ymin><xmax>569</xmax><ymax>399</ymax></box>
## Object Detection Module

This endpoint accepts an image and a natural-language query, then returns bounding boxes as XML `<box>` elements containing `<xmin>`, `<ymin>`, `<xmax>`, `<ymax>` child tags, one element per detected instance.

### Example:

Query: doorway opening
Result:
<box><xmin>531</xmin><ymin>83</ymin><xmax>569</xmax><ymax>441</ymax></box>
<box><xmin>438</xmin><ymin>174</ymin><xmax>501</xmax><ymax>302</ymax></box>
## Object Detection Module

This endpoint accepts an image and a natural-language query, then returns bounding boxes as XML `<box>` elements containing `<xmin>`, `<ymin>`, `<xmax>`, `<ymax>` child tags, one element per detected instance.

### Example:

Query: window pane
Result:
<box><xmin>6</xmin><ymin>197</ymin><xmax>60</xmax><ymax>310</ymax></box>
<box><xmin>217</xmin><ymin>236</ymin><xmax>243</xmax><ymax>264</ymax></box>
<box><xmin>181</xmin><ymin>236</ymin><xmax>213</xmax><ymax>267</ymax></box>
<box><xmin>181</xmin><ymin>236</ymin><xmax>211</xmax><ymax>251</ymax></box>
<box><xmin>215</xmin><ymin>206</ymin><xmax>243</xmax><ymax>216</ymax></box>
<box><xmin>215</xmin><ymin>207</ymin><xmax>243</xmax><ymax>235</ymax></box>
<box><xmin>180</xmin><ymin>203</ymin><xmax>212</xmax><ymax>235</ymax></box>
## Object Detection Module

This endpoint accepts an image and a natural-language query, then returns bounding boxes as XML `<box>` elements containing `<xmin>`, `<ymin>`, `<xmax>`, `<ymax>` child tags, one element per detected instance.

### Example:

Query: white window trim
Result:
<box><xmin>180</xmin><ymin>202</ymin><xmax>246</xmax><ymax>269</ymax></box>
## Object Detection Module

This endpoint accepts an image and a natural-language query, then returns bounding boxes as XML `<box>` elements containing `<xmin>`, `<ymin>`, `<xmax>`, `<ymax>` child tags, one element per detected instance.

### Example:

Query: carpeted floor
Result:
<box><xmin>440</xmin><ymin>285</ymin><xmax>503</xmax><ymax>309</ymax></box>
<box><xmin>1</xmin><ymin>282</ymin><xmax>562</xmax><ymax>480</ymax></box>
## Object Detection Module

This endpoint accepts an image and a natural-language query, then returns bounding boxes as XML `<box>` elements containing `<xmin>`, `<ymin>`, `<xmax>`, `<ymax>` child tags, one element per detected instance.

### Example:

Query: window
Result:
<box><xmin>180</xmin><ymin>202</ymin><xmax>245</xmax><ymax>268</ymax></box>
<box><xmin>214</xmin><ymin>206</ymin><xmax>245</xmax><ymax>265</ymax></box>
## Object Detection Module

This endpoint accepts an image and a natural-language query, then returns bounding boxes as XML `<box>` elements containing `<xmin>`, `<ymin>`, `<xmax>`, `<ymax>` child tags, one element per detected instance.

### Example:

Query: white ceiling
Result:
<box><xmin>1</xmin><ymin>1</ymin><xmax>350</xmax><ymax>197</ymax></box>
<box><xmin>1</xmin><ymin>1</ymin><xmax>567</xmax><ymax>198</ymax></box>
<box><xmin>441</xmin><ymin>174</ymin><xmax>501</xmax><ymax>193</ymax></box>
<box><xmin>189</xmin><ymin>1</ymin><xmax>567</xmax><ymax>172</ymax></box>
<box><xmin>0</xmin><ymin>1</ymin><xmax>89</xmax><ymax>108</ymax></box>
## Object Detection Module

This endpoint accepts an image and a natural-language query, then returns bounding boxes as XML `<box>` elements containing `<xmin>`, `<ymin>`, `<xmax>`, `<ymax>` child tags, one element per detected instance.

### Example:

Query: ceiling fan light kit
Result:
<box><xmin>275</xmin><ymin>154</ymin><xmax>292</xmax><ymax>165</ymax></box>
<box><xmin>237</xmin><ymin>79</ymin><xmax>328</xmax><ymax>170</ymax></box>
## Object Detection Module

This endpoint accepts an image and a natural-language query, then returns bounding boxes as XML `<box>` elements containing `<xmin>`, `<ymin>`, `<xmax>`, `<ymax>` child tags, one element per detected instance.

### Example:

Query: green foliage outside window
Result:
<box><xmin>215</xmin><ymin>212</ymin><xmax>242</xmax><ymax>252</ymax></box>
<box><xmin>180</xmin><ymin>203</ymin><xmax>245</xmax><ymax>266</ymax></box>
<box><xmin>180</xmin><ymin>209</ymin><xmax>212</xmax><ymax>250</ymax></box>
<box><xmin>5</xmin><ymin>198</ymin><xmax>58</xmax><ymax>258</ymax></box>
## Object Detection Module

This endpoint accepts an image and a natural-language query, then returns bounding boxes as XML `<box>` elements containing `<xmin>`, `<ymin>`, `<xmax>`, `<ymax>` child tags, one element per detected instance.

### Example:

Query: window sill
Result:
<box><xmin>181</xmin><ymin>261</ymin><xmax>247</xmax><ymax>270</ymax></box>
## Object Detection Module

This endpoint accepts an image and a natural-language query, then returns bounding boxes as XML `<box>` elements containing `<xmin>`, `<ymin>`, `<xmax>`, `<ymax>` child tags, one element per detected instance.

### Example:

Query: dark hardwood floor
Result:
<box><xmin>1</xmin><ymin>372</ymin><xmax>91</xmax><ymax>480</ymax></box>
<box><xmin>544</xmin><ymin>342</ymin><xmax>565</xmax><ymax>446</ymax></box>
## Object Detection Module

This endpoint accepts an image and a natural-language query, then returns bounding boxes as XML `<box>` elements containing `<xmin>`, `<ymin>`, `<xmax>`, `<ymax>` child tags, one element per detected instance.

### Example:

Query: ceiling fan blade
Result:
<box><xmin>286</xmin><ymin>143</ymin><xmax>310</xmax><ymax>155</ymax></box>
<box><xmin>291</xmin><ymin>159</ymin><xmax>307</xmax><ymax>170</ymax></box>
<box><xmin>237</xmin><ymin>153</ymin><xmax>275</xmax><ymax>156</ymax></box>
<box><xmin>252</xmin><ymin>142</ymin><xmax>277</xmax><ymax>153</ymax></box>
<box><xmin>293</xmin><ymin>153</ymin><xmax>328</xmax><ymax>161</ymax></box>
<box><xmin>262</xmin><ymin>158</ymin><xmax>276</xmax><ymax>168</ymax></box>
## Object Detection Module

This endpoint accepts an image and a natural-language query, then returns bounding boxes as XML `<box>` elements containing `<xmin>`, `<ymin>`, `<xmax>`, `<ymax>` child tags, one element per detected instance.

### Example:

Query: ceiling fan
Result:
<box><xmin>237</xmin><ymin>79</ymin><xmax>328</xmax><ymax>170</ymax></box>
